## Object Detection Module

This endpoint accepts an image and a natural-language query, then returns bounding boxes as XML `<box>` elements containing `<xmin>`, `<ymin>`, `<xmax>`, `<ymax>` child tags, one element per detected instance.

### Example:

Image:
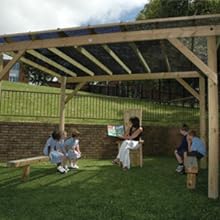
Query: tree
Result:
<box><xmin>23</xmin><ymin>64</ymin><xmax>55</xmax><ymax>85</ymax></box>
<box><xmin>136</xmin><ymin>0</ymin><xmax>220</xmax><ymax>104</ymax></box>
<box><xmin>137</xmin><ymin>0</ymin><xmax>220</xmax><ymax>20</ymax></box>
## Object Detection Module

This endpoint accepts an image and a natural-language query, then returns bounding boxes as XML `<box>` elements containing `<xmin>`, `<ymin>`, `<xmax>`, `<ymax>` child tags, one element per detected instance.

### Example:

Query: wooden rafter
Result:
<box><xmin>27</xmin><ymin>50</ymin><xmax>77</xmax><ymax>77</ymax></box>
<box><xmin>0</xmin><ymin>50</ymin><xmax>25</xmax><ymax>81</ymax></box>
<box><xmin>129</xmin><ymin>42</ymin><xmax>151</xmax><ymax>73</ymax></box>
<box><xmin>66</xmin><ymin>71</ymin><xmax>199</xmax><ymax>83</ymax></box>
<box><xmin>6</xmin><ymin>51</ymin><xmax>61</xmax><ymax>79</ymax></box>
<box><xmin>0</xmin><ymin>25</ymin><xmax>219</xmax><ymax>53</ymax></box>
<box><xmin>20</xmin><ymin>57</ymin><xmax>61</xmax><ymax>79</ymax></box>
<box><xmin>65</xmin><ymin>82</ymin><xmax>87</xmax><ymax>104</ymax></box>
<box><xmin>102</xmin><ymin>44</ymin><xmax>131</xmax><ymax>74</ymax></box>
<box><xmin>74</xmin><ymin>46</ymin><xmax>112</xmax><ymax>75</ymax></box>
<box><xmin>176</xmin><ymin>78</ymin><xmax>200</xmax><ymax>101</ymax></box>
<box><xmin>48</xmin><ymin>48</ymin><xmax>94</xmax><ymax>76</ymax></box>
<box><xmin>168</xmin><ymin>38</ymin><xmax>217</xmax><ymax>84</ymax></box>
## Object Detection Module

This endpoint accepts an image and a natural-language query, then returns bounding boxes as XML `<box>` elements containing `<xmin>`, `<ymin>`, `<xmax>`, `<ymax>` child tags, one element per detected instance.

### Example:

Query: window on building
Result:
<box><xmin>9</xmin><ymin>63</ymin><xmax>20</xmax><ymax>82</ymax></box>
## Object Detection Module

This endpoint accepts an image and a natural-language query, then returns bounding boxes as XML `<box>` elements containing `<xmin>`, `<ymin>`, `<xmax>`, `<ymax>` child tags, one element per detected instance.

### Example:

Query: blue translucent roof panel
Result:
<box><xmin>94</xmin><ymin>26</ymin><xmax>121</xmax><ymax>34</ymax></box>
<box><xmin>0</xmin><ymin>37</ymin><xmax>5</xmax><ymax>43</ymax></box>
<box><xmin>38</xmin><ymin>32</ymin><xmax>60</xmax><ymax>40</ymax></box>
<box><xmin>10</xmin><ymin>35</ymin><xmax>30</xmax><ymax>42</ymax></box>
<box><xmin>63</xmin><ymin>29</ymin><xmax>91</xmax><ymax>37</ymax></box>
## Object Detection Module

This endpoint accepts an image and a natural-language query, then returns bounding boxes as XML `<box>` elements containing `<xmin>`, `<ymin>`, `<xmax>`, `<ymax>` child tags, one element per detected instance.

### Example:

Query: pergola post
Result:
<box><xmin>207</xmin><ymin>36</ymin><xmax>219</xmax><ymax>199</ymax></box>
<box><xmin>59</xmin><ymin>76</ymin><xmax>66</xmax><ymax>132</ymax></box>
<box><xmin>0</xmin><ymin>53</ymin><xmax>3</xmax><ymax>72</ymax></box>
<box><xmin>199</xmin><ymin>76</ymin><xmax>207</xmax><ymax>169</ymax></box>
<box><xmin>0</xmin><ymin>53</ymin><xmax>3</xmax><ymax>101</ymax></box>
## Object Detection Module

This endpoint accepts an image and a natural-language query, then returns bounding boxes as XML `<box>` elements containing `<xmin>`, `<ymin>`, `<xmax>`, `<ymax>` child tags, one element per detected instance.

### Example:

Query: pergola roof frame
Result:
<box><xmin>0</xmin><ymin>14</ymin><xmax>219</xmax><ymax>199</ymax></box>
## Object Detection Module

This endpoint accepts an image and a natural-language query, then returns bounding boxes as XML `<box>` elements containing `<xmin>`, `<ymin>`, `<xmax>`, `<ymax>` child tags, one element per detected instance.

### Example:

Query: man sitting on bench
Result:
<box><xmin>186</xmin><ymin>130</ymin><xmax>206</xmax><ymax>160</ymax></box>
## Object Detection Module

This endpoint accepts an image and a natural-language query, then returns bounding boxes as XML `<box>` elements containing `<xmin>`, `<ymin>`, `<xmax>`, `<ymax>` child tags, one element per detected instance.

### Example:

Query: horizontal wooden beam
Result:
<box><xmin>27</xmin><ymin>50</ymin><xmax>77</xmax><ymax>77</ymax></box>
<box><xmin>176</xmin><ymin>78</ymin><xmax>200</xmax><ymax>101</ymax></box>
<box><xmin>65</xmin><ymin>82</ymin><xmax>87</xmax><ymax>104</ymax></box>
<box><xmin>168</xmin><ymin>38</ymin><xmax>217</xmax><ymax>84</ymax></box>
<box><xmin>0</xmin><ymin>25</ymin><xmax>219</xmax><ymax>53</ymax></box>
<box><xmin>66</xmin><ymin>71</ymin><xmax>200</xmax><ymax>83</ymax></box>
<box><xmin>48</xmin><ymin>48</ymin><xmax>94</xmax><ymax>76</ymax></box>
<box><xmin>0</xmin><ymin>50</ymin><xmax>25</xmax><ymax>80</ymax></box>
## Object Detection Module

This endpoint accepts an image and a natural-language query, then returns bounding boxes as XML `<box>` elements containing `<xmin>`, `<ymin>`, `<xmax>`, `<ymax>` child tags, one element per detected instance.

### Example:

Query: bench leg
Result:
<box><xmin>22</xmin><ymin>165</ymin><xmax>30</xmax><ymax>181</ymax></box>
<box><xmin>187</xmin><ymin>173</ymin><xmax>196</xmax><ymax>189</ymax></box>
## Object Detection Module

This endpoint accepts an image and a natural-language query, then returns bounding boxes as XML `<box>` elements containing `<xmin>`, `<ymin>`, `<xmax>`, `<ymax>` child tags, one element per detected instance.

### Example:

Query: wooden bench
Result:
<box><xmin>7</xmin><ymin>156</ymin><xmax>49</xmax><ymax>181</ymax></box>
<box><xmin>185</xmin><ymin>156</ymin><xmax>199</xmax><ymax>189</ymax></box>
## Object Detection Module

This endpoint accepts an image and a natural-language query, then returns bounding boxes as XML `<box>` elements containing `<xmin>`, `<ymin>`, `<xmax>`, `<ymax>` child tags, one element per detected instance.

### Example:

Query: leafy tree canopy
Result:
<box><xmin>137</xmin><ymin>0</ymin><xmax>220</xmax><ymax>20</ymax></box>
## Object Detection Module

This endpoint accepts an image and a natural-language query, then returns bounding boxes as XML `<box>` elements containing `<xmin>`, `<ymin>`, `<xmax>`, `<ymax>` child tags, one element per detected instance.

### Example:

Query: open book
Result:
<box><xmin>107</xmin><ymin>125</ymin><xmax>124</xmax><ymax>137</ymax></box>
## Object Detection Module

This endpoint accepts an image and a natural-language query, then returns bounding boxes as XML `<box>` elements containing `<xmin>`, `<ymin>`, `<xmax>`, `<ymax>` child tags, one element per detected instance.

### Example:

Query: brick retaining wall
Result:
<box><xmin>0</xmin><ymin>122</ymin><xmax>198</xmax><ymax>162</ymax></box>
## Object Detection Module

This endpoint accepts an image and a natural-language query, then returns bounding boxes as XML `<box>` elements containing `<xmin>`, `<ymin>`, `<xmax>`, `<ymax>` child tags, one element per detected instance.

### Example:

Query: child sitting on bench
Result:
<box><xmin>186</xmin><ymin>130</ymin><xmax>206</xmax><ymax>159</ymax></box>
<box><xmin>43</xmin><ymin>130</ymin><xmax>67</xmax><ymax>174</ymax></box>
<box><xmin>64</xmin><ymin>128</ymin><xmax>81</xmax><ymax>169</ymax></box>
<box><xmin>174</xmin><ymin>124</ymin><xmax>189</xmax><ymax>173</ymax></box>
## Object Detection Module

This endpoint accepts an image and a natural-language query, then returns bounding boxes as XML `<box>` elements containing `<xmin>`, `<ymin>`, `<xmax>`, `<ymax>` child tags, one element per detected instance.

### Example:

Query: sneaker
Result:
<box><xmin>73</xmin><ymin>164</ymin><xmax>79</xmax><ymax>169</ymax></box>
<box><xmin>65</xmin><ymin>165</ymin><xmax>70</xmax><ymax>173</ymax></box>
<box><xmin>176</xmin><ymin>165</ymin><xmax>184</xmax><ymax>173</ymax></box>
<box><xmin>57</xmin><ymin>165</ymin><xmax>66</xmax><ymax>174</ymax></box>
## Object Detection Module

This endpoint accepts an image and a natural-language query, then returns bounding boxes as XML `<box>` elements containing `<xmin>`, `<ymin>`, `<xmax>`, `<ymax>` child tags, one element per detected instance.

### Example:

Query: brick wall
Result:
<box><xmin>0</xmin><ymin>122</ymin><xmax>198</xmax><ymax>162</ymax></box>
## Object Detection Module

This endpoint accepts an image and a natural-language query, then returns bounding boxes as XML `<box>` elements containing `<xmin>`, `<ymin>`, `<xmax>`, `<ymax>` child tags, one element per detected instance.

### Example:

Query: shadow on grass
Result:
<box><xmin>0</xmin><ymin>158</ymin><xmax>218</xmax><ymax>220</ymax></box>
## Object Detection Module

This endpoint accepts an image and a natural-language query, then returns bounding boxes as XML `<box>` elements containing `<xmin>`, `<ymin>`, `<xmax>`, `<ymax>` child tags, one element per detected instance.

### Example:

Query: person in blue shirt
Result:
<box><xmin>174</xmin><ymin>124</ymin><xmax>189</xmax><ymax>173</ymax></box>
<box><xmin>186</xmin><ymin>130</ymin><xmax>206</xmax><ymax>159</ymax></box>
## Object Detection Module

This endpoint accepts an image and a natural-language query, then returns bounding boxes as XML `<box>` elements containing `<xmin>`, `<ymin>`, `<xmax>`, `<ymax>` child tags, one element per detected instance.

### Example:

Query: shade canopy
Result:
<box><xmin>0</xmin><ymin>14</ymin><xmax>219</xmax><ymax>82</ymax></box>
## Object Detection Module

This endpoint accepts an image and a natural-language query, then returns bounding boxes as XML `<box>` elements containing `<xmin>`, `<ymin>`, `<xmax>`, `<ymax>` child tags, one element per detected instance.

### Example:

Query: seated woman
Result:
<box><xmin>112</xmin><ymin>117</ymin><xmax>143</xmax><ymax>171</ymax></box>
<box><xmin>43</xmin><ymin>130</ymin><xmax>66</xmax><ymax>174</ymax></box>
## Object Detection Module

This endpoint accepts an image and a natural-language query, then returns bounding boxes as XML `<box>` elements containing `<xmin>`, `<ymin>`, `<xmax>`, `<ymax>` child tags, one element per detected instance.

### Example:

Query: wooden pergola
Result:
<box><xmin>0</xmin><ymin>14</ymin><xmax>219</xmax><ymax>199</ymax></box>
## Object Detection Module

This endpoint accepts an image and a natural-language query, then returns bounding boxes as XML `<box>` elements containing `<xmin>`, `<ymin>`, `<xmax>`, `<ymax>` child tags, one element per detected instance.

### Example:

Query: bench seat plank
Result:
<box><xmin>7</xmin><ymin>156</ymin><xmax>49</xmax><ymax>168</ymax></box>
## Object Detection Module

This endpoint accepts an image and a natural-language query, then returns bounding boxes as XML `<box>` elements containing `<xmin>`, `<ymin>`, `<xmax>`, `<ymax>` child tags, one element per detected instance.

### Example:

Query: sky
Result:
<box><xmin>0</xmin><ymin>0</ymin><xmax>148</xmax><ymax>35</ymax></box>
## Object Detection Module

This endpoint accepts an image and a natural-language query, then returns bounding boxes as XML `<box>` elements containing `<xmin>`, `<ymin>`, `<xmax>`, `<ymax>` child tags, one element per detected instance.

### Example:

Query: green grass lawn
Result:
<box><xmin>0</xmin><ymin>81</ymin><xmax>199</xmax><ymax>125</ymax></box>
<box><xmin>0</xmin><ymin>157</ymin><xmax>219</xmax><ymax>220</ymax></box>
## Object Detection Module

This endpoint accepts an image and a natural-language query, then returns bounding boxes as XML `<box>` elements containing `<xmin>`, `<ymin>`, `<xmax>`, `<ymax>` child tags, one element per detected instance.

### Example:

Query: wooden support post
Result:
<box><xmin>185</xmin><ymin>156</ymin><xmax>198</xmax><ymax>189</ymax></box>
<box><xmin>187</xmin><ymin>173</ymin><xmax>197</xmax><ymax>189</ymax></box>
<box><xmin>0</xmin><ymin>53</ymin><xmax>3</xmax><ymax>101</ymax></box>
<box><xmin>199</xmin><ymin>77</ymin><xmax>207</xmax><ymax>169</ymax></box>
<box><xmin>22</xmin><ymin>165</ymin><xmax>30</xmax><ymax>181</ymax></box>
<box><xmin>208</xmin><ymin>36</ymin><xmax>219</xmax><ymax>199</ymax></box>
<box><xmin>0</xmin><ymin>53</ymin><xmax>3</xmax><ymax>72</ymax></box>
<box><xmin>59</xmin><ymin>76</ymin><xmax>66</xmax><ymax>132</ymax></box>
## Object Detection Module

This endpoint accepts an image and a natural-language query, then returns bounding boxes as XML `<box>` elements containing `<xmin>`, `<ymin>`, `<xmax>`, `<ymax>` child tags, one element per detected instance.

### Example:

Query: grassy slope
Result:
<box><xmin>0</xmin><ymin>81</ymin><xmax>199</xmax><ymax>125</ymax></box>
<box><xmin>0</xmin><ymin>158</ymin><xmax>219</xmax><ymax>220</ymax></box>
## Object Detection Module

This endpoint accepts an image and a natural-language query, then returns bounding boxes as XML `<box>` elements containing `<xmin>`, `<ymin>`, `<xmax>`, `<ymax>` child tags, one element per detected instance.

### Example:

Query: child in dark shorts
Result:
<box><xmin>174</xmin><ymin>124</ymin><xmax>189</xmax><ymax>173</ymax></box>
